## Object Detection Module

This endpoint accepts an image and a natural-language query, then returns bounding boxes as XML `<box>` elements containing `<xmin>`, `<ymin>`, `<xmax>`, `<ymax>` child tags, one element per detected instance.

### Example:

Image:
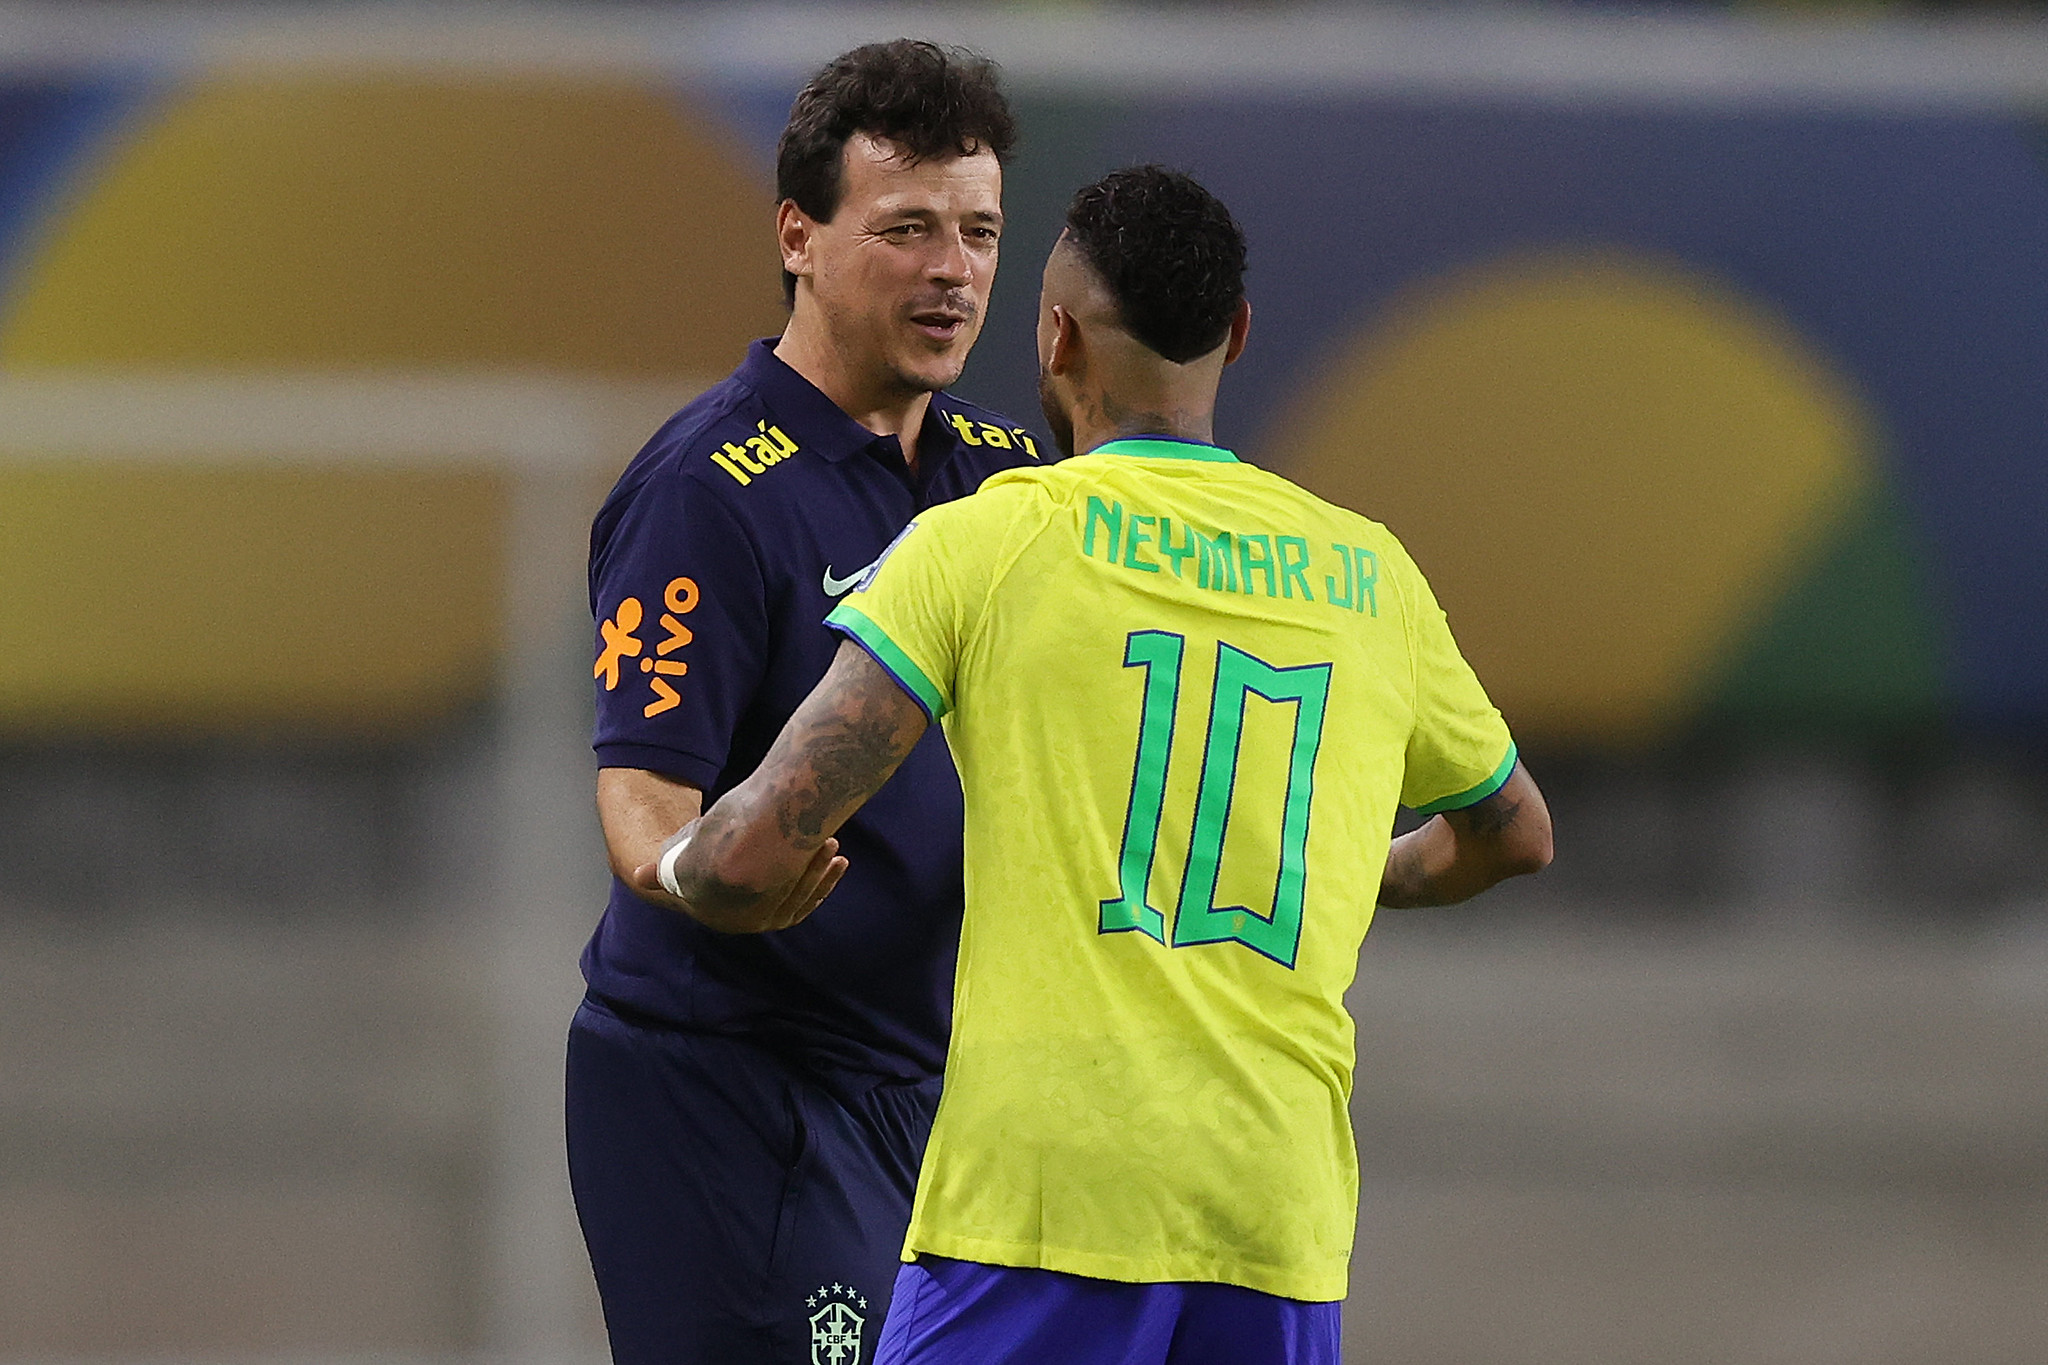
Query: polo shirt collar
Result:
<box><xmin>734</xmin><ymin>338</ymin><xmax>966</xmax><ymax>468</ymax></box>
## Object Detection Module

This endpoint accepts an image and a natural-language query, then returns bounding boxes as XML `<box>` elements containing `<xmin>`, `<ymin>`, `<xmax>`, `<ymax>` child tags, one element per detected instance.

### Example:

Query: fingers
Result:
<box><xmin>800</xmin><ymin>854</ymin><xmax>850</xmax><ymax>918</ymax></box>
<box><xmin>792</xmin><ymin>838</ymin><xmax>838</xmax><ymax>900</ymax></box>
<box><xmin>768</xmin><ymin>838</ymin><xmax>845</xmax><ymax>930</ymax></box>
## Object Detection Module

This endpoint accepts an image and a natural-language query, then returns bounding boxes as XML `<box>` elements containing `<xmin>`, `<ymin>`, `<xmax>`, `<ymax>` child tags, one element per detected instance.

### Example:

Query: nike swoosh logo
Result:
<box><xmin>822</xmin><ymin>566</ymin><xmax>866</xmax><ymax>597</ymax></box>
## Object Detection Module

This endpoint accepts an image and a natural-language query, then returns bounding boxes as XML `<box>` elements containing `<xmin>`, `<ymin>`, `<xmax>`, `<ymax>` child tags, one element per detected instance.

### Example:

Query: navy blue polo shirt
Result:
<box><xmin>584</xmin><ymin>339</ymin><xmax>1046</xmax><ymax>1081</ymax></box>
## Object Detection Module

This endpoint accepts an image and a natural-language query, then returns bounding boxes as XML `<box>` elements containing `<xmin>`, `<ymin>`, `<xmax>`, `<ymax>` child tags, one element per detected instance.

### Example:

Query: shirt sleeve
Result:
<box><xmin>823</xmin><ymin>489</ymin><xmax>1018</xmax><ymax>722</ymax></box>
<box><xmin>589</xmin><ymin>469</ymin><xmax>767</xmax><ymax>787</ymax></box>
<box><xmin>1387</xmin><ymin>538</ymin><xmax>1518</xmax><ymax>814</ymax></box>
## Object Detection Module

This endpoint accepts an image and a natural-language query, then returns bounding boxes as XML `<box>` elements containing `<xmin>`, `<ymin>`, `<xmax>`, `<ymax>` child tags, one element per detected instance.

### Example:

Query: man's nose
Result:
<box><xmin>927</xmin><ymin>230</ymin><xmax>972</xmax><ymax>287</ymax></box>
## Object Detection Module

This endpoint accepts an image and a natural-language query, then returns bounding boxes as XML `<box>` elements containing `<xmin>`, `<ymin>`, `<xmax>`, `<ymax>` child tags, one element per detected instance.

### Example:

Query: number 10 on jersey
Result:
<box><xmin>1099</xmin><ymin>631</ymin><xmax>1332</xmax><ymax>969</ymax></box>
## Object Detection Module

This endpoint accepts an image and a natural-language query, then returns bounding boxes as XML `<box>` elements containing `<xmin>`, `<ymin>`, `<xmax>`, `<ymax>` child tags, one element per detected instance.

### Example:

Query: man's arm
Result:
<box><xmin>1378</xmin><ymin>761</ymin><xmax>1553</xmax><ymax>908</ymax></box>
<box><xmin>624</xmin><ymin>640</ymin><xmax>931</xmax><ymax>933</ymax></box>
<box><xmin>596</xmin><ymin>766</ymin><xmax>706</xmax><ymax>916</ymax></box>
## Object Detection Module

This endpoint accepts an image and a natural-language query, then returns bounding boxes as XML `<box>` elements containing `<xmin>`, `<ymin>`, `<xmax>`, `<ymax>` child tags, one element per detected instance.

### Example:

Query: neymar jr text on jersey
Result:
<box><xmin>1082</xmin><ymin>496</ymin><xmax>1380</xmax><ymax>615</ymax></box>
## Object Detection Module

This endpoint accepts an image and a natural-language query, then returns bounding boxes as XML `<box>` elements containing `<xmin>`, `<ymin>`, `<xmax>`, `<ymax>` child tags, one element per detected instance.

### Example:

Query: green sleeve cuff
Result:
<box><xmin>826</xmin><ymin>603</ymin><xmax>948</xmax><ymax>721</ymax></box>
<box><xmin>1412</xmin><ymin>741</ymin><xmax>1518</xmax><ymax>816</ymax></box>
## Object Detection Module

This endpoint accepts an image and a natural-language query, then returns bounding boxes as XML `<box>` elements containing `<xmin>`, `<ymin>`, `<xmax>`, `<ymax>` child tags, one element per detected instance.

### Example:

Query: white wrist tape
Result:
<box><xmin>657</xmin><ymin>835</ymin><xmax>691</xmax><ymax>899</ymax></box>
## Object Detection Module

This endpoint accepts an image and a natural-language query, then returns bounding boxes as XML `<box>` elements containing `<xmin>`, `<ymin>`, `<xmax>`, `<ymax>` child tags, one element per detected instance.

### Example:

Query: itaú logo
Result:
<box><xmin>711</xmin><ymin>419</ymin><xmax>800</xmax><ymax>486</ymax></box>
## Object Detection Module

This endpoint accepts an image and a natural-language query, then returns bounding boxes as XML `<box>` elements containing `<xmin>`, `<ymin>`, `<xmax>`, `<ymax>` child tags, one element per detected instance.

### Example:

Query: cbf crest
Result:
<box><xmin>807</xmin><ymin>1282</ymin><xmax>868</xmax><ymax>1364</ymax></box>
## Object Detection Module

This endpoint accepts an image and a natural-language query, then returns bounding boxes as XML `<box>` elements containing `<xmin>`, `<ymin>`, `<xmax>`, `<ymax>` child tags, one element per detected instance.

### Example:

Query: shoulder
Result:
<box><xmin>596</xmin><ymin>375</ymin><xmax>788</xmax><ymax>531</ymax></box>
<box><xmin>929</xmin><ymin>391</ymin><xmax>1051</xmax><ymax>467</ymax></box>
<box><xmin>1242</xmin><ymin>461</ymin><xmax>1416</xmax><ymax>560</ymax></box>
<box><xmin>974</xmin><ymin>452</ymin><xmax>1152</xmax><ymax>519</ymax></box>
<box><xmin>911</xmin><ymin>472</ymin><xmax>1053</xmax><ymax>550</ymax></box>
<box><xmin>955</xmin><ymin>460</ymin><xmax>1071</xmax><ymax>518</ymax></box>
<box><xmin>1299</xmin><ymin>483</ymin><xmax>1435</xmax><ymax>626</ymax></box>
<box><xmin>1225</xmin><ymin>460</ymin><xmax>1440</xmax><ymax>617</ymax></box>
<box><xmin>896</xmin><ymin>468</ymin><xmax>1062</xmax><ymax>588</ymax></box>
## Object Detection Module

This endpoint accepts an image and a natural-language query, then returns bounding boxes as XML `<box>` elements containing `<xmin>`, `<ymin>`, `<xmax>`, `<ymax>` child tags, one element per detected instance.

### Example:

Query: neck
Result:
<box><xmin>1069</xmin><ymin>389</ymin><xmax>1216</xmax><ymax>459</ymax></box>
<box><xmin>775</xmin><ymin>316</ymin><xmax>934</xmax><ymax>469</ymax></box>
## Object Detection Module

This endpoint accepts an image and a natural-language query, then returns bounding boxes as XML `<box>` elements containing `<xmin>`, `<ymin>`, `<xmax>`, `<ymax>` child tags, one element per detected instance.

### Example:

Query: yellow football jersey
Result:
<box><xmin>826</xmin><ymin>437</ymin><xmax>1513</xmax><ymax>1301</ymax></box>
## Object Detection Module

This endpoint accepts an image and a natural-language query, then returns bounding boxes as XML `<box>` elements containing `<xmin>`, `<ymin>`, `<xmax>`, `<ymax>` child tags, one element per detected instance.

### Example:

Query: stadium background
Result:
<box><xmin>1</xmin><ymin>2</ymin><xmax>2045</xmax><ymax>1361</ymax></box>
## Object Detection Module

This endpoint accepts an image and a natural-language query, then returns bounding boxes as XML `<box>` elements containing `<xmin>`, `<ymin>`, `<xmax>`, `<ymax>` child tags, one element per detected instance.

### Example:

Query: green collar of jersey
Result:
<box><xmin>1088</xmin><ymin>437</ymin><xmax>1240</xmax><ymax>463</ymax></box>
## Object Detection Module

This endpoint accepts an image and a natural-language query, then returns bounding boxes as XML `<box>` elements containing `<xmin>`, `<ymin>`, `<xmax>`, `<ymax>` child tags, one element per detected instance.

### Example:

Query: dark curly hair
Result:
<box><xmin>1064</xmin><ymin>166</ymin><xmax>1247</xmax><ymax>364</ymax></box>
<box><xmin>776</xmin><ymin>40</ymin><xmax>1016</xmax><ymax>304</ymax></box>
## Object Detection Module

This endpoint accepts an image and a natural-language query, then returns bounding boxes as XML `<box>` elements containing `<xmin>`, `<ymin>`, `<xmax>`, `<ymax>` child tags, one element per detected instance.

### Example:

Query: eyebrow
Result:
<box><xmin>872</xmin><ymin>205</ymin><xmax>1004</xmax><ymax>225</ymax></box>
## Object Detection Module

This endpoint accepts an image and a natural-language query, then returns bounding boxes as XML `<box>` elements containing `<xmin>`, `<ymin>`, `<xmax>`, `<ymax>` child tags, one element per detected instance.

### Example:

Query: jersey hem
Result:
<box><xmin>904</xmin><ymin>1233</ymin><xmax>1346</xmax><ymax>1304</ymax></box>
<box><xmin>1411</xmin><ymin>740</ymin><xmax>1518</xmax><ymax>816</ymax></box>
<box><xmin>826</xmin><ymin>605</ymin><xmax>948</xmax><ymax>720</ymax></box>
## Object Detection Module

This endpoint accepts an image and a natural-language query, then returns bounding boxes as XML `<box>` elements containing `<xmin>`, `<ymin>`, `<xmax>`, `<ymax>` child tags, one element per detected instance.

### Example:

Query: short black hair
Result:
<box><xmin>776</xmin><ymin>40</ymin><xmax>1016</xmax><ymax>304</ymax></box>
<box><xmin>1064</xmin><ymin>166</ymin><xmax>1247</xmax><ymax>364</ymax></box>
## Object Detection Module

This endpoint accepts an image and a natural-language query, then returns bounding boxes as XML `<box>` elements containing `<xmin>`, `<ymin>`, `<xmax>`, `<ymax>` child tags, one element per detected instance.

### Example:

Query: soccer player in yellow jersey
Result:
<box><xmin>634</xmin><ymin>166</ymin><xmax>1554</xmax><ymax>1364</ymax></box>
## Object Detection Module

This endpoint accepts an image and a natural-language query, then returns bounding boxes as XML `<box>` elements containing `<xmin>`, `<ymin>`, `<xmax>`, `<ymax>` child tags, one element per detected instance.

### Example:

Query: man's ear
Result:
<box><xmin>1047</xmin><ymin>303</ymin><xmax>1084</xmax><ymax>377</ymax></box>
<box><xmin>1223</xmin><ymin>297</ymin><xmax>1252</xmax><ymax>367</ymax></box>
<box><xmin>777</xmin><ymin>200</ymin><xmax>814</xmax><ymax>285</ymax></box>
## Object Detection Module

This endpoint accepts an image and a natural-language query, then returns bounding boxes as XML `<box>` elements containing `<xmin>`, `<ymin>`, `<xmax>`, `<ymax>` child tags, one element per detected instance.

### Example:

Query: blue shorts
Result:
<box><xmin>566</xmin><ymin>995</ymin><xmax>939</xmax><ymax>1365</ymax></box>
<box><xmin>873</xmin><ymin>1256</ymin><xmax>1342</xmax><ymax>1365</ymax></box>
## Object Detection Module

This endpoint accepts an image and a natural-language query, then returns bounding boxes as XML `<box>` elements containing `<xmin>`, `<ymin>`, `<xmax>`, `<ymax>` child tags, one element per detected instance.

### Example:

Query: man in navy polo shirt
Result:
<box><xmin>566</xmin><ymin>40</ymin><xmax>1044</xmax><ymax>1365</ymax></box>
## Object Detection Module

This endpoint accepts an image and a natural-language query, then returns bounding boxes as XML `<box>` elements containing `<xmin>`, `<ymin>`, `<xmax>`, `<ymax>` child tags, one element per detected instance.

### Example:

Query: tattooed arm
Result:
<box><xmin>1377</xmin><ymin>761</ymin><xmax>1554</xmax><ymax>909</ymax></box>
<box><xmin>627</xmin><ymin>640</ymin><xmax>931</xmax><ymax>933</ymax></box>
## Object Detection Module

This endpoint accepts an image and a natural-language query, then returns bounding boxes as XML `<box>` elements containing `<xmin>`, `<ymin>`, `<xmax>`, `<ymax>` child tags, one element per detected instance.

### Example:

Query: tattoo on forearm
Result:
<box><xmin>669</xmin><ymin>821</ymin><xmax>762</xmax><ymax>918</ymax></box>
<box><xmin>662</xmin><ymin>644</ymin><xmax>927</xmax><ymax>930</ymax></box>
<box><xmin>778</xmin><ymin>702</ymin><xmax>918</xmax><ymax>840</ymax></box>
<box><xmin>675</xmin><ymin>867</ymin><xmax>756</xmax><ymax>916</ymax></box>
<box><xmin>768</xmin><ymin>656</ymin><xmax>926</xmax><ymax>844</ymax></box>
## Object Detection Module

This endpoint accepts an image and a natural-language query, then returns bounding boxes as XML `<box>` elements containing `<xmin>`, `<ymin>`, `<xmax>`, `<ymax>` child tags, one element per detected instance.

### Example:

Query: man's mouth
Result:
<box><xmin>909</xmin><ymin>309</ymin><xmax>971</xmax><ymax>343</ymax></box>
